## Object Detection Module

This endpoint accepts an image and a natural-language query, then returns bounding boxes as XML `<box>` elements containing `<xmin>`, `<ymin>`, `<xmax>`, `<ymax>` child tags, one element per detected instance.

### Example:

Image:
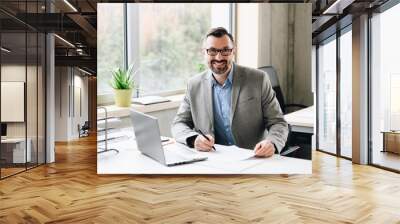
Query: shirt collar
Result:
<box><xmin>210</xmin><ymin>63</ymin><xmax>234</xmax><ymax>87</ymax></box>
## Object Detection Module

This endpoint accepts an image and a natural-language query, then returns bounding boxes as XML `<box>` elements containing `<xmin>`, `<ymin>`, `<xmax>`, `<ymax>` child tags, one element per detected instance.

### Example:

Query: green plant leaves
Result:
<box><xmin>109</xmin><ymin>65</ymin><xmax>136</xmax><ymax>90</ymax></box>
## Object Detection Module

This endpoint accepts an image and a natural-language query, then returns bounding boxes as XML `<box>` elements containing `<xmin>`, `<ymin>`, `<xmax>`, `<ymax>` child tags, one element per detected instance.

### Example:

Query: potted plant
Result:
<box><xmin>197</xmin><ymin>63</ymin><xmax>206</xmax><ymax>73</ymax></box>
<box><xmin>110</xmin><ymin>65</ymin><xmax>136</xmax><ymax>107</ymax></box>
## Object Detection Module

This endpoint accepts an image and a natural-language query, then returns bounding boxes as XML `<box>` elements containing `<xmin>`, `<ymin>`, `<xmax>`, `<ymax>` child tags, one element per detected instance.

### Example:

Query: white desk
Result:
<box><xmin>97</xmin><ymin>137</ymin><xmax>312</xmax><ymax>175</ymax></box>
<box><xmin>284</xmin><ymin>106</ymin><xmax>314</xmax><ymax>134</ymax></box>
<box><xmin>284</xmin><ymin>106</ymin><xmax>315</xmax><ymax>153</ymax></box>
<box><xmin>1</xmin><ymin>138</ymin><xmax>31</xmax><ymax>163</ymax></box>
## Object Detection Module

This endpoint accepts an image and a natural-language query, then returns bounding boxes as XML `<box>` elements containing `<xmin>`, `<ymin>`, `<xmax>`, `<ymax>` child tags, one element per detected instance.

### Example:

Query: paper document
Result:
<box><xmin>193</xmin><ymin>144</ymin><xmax>266</xmax><ymax>172</ymax></box>
<box><xmin>209</xmin><ymin>145</ymin><xmax>255</xmax><ymax>161</ymax></box>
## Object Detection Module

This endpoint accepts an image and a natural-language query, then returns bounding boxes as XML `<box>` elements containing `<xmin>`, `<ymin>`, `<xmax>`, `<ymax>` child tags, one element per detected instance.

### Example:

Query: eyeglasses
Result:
<box><xmin>205</xmin><ymin>48</ymin><xmax>233</xmax><ymax>56</ymax></box>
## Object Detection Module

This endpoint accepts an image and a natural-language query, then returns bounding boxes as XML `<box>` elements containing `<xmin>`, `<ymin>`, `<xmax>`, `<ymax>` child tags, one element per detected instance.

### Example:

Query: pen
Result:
<box><xmin>197</xmin><ymin>129</ymin><xmax>216</xmax><ymax>151</ymax></box>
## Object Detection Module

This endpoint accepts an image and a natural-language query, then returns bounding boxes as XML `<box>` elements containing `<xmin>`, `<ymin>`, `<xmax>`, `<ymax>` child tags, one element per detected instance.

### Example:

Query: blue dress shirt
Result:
<box><xmin>211</xmin><ymin>67</ymin><xmax>236</xmax><ymax>145</ymax></box>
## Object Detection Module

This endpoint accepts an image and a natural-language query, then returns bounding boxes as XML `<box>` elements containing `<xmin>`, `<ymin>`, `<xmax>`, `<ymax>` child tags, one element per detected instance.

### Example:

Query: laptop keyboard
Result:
<box><xmin>164</xmin><ymin>151</ymin><xmax>192</xmax><ymax>163</ymax></box>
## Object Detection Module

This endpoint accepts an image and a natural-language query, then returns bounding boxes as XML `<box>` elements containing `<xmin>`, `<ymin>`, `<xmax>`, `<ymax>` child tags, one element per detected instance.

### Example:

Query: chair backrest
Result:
<box><xmin>82</xmin><ymin>121</ymin><xmax>90</xmax><ymax>130</ymax></box>
<box><xmin>258</xmin><ymin>66</ymin><xmax>286</xmax><ymax>113</ymax></box>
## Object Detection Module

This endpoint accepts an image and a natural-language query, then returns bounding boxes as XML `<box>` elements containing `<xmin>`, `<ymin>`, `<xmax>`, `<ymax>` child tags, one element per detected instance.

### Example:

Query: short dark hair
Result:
<box><xmin>205</xmin><ymin>27</ymin><xmax>234</xmax><ymax>44</ymax></box>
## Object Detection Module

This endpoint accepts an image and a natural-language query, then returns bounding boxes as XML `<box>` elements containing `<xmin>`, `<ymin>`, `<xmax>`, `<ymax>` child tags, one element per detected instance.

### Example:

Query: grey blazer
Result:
<box><xmin>171</xmin><ymin>63</ymin><xmax>288</xmax><ymax>152</ymax></box>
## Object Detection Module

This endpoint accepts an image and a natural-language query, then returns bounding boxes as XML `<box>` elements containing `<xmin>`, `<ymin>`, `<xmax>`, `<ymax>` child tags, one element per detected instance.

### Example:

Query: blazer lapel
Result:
<box><xmin>202</xmin><ymin>73</ymin><xmax>214</xmax><ymax>132</ymax></box>
<box><xmin>230</xmin><ymin>64</ymin><xmax>243</xmax><ymax>124</ymax></box>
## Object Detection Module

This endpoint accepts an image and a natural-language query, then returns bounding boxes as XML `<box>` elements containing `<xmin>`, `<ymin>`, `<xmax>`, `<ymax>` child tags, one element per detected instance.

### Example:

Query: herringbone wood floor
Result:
<box><xmin>1</xmin><ymin>135</ymin><xmax>400</xmax><ymax>224</ymax></box>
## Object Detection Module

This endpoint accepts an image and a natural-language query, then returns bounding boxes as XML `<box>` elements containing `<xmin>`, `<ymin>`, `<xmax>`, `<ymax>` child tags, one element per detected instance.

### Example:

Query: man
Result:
<box><xmin>171</xmin><ymin>27</ymin><xmax>288</xmax><ymax>157</ymax></box>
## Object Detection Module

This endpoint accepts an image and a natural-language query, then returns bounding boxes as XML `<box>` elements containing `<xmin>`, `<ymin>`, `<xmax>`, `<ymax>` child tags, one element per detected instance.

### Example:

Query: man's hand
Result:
<box><xmin>161</xmin><ymin>138</ymin><xmax>176</xmax><ymax>146</ymax></box>
<box><xmin>194</xmin><ymin>134</ymin><xmax>215</xmax><ymax>152</ymax></box>
<box><xmin>253</xmin><ymin>140</ymin><xmax>275</xmax><ymax>157</ymax></box>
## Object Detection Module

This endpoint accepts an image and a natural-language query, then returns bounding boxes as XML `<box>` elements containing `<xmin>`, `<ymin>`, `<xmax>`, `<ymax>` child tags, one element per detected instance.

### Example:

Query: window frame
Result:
<box><xmin>316</xmin><ymin>33</ymin><xmax>338</xmax><ymax>156</ymax></box>
<box><xmin>368</xmin><ymin>0</ymin><xmax>400</xmax><ymax>172</ymax></box>
<box><xmin>338</xmin><ymin>25</ymin><xmax>353</xmax><ymax>159</ymax></box>
<box><xmin>315</xmin><ymin>22</ymin><xmax>353</xmax><ymax>161</ymax></box>
<box><xmin>98</xmin><ymin>3</ymin><xmax>234</xmax><ymax>105</ymax></box>
<box><xmin>97</xmin><ymin>3</ymin><xmax>127</xmax><ymax>105</ymax></box>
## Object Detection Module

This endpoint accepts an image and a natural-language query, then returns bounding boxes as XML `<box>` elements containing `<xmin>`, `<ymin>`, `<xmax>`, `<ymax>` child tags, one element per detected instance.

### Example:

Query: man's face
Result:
<box><xmin>203</xmin><ymin>35</ymin><xmax>235</xmax><ymax>75</ymax></box>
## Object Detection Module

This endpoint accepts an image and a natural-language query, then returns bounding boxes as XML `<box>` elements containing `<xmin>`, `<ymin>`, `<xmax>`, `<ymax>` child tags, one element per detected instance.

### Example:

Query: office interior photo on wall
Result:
<box><xmin>96</xmin><ymin>3</ymin><xmax>313</xmax><ymax>174</ymax></box>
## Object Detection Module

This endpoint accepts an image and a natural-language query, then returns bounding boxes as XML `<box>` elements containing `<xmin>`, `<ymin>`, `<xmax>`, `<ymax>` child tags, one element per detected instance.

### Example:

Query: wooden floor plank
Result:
<box><xmin>0</xmin><ymin>135</ymin><xmax>400</xmax><ymax>223</ymax></box>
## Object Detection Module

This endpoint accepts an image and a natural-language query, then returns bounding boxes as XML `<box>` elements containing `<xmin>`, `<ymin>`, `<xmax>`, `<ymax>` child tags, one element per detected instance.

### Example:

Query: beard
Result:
<box><xmin>209</xmin><ymin>60</ymin><xmax>230</xmax><ymax>75</ymax></box>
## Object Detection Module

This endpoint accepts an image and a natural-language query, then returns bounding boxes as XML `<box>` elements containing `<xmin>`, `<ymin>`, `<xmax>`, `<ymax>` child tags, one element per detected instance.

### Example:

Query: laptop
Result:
<box><xmin>130</xmin><ymin>110</ymin><xmax>207</xmax><ymax>166</ymax></box>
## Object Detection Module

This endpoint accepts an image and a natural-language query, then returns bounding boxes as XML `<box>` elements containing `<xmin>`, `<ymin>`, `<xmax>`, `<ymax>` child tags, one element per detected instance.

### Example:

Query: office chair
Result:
<box><xmin>78</xmin><ymin>121</ymin><xmax>90</xmax><ymax>138</ymax></box>
<box><xmin>258</xmin><ymin>66</ymin><xmax>307</xmax><ymax>114</ymax></box>
<box><xmin>257</xmin><ymin>66</ymin><xmax>311</xmax><ymax>160</ymax></box>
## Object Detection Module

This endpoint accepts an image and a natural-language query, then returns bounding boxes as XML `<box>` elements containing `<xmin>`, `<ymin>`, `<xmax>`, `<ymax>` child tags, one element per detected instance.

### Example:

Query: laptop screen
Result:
<box><xmin>130</xmin><ymin>110</ymin><xmax>166</xmax><ymax>164</ymax></box>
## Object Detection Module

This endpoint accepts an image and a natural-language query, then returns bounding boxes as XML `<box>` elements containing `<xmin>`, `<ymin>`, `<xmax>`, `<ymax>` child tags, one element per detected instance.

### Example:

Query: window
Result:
<box><xmin>127</xmin><ymin>3</ymin><xmax>232</xmax><ymax>96</ymax></box>
<box><xmin>317</xmin><ymin>27</ymin><xmax>353</xmax><ymax>159</ymax></box>
<box><xmin>0</xmin><ymin>2</ymin><xmax>46</xmax><ymax>179</ymax></box>
<box><xmin>339</xmin><ymin>28</ymin><xmax>352</xmax><ymax>158</ymax></box>
<box><xmin>370</xmin><ymin>2</ymin><xmax>400</xmax><ymax>171</ymax></box>
<box><xmin>97</xmin><ymin>3</ymin><xmax>232</xmax><ymax>102</ymax></box>
<box><xmin>97</xmin><ymin>4</ymin><xmax>125</xmax><ymax>95</ymax></box>
<box><xmin>390</xmin><ymin>75</ymin><xmax>400</xmax><ymax>129</ymax></box>
<box><xmin>317</xmin><ymin>36</ymin><xmax>337</xmax><ymax>155</ymax></box>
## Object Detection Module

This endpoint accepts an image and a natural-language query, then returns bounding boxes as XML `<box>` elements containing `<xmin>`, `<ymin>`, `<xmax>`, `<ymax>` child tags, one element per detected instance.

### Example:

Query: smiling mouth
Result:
<box><xmin>212</xmin><ymin>61</ymin><xmax>227</xmax><ymax>66</ymax></box>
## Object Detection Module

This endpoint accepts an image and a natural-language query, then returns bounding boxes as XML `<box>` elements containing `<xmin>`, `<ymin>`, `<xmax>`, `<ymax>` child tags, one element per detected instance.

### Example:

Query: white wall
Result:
<box><xmin>1</xmin><ymin>65</ymin><xmax>42</xmax><ymax>138</ymax></box>
<box><xmin>293</xmin><ymin>4</ymin><xmax>312</xmax><ymax>106</ymax></box>
<box><xmin>1</xmin><ymin>63</ymin><xmax>46</xmax><ymax>163</ymax></box>
<box><xmin>1</xmin><ymin>65</ymin><xmax>26</xmax><ymax>133</ymax></box>
<box><xmin>236</xmin><ymin>3</ymin><xmax>312</xmax><ymax>107</ymax></box>
<box><xmin>1</xmin><ymin>65</ymin><xmax>26</xmax><ymax>139</ymax></box>
<box><xmin>55</xmin><ymin>67</ymin><xmax>89</xmax><ymax>141</ymax></box>
<box><xmin>236</xmin><ymin>4</ymin><xmax>259</xmax><ymax>68</ymax></box>
<box><xmin>72</xmin><ymin>74</ymin><xmax>89</xmax><ymax>138</ymax></box>
<box><xmin>55</xmin><ymin>66</ymin><xmax>69</xmax><ymax>141</ymax></box>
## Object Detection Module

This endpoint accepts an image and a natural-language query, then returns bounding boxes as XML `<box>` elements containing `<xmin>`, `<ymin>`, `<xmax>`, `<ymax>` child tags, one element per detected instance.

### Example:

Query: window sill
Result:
<box><xmin>97</xmin><ymin>94</ymin><xmax>184</xmax><ymax>119</ymax></box>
